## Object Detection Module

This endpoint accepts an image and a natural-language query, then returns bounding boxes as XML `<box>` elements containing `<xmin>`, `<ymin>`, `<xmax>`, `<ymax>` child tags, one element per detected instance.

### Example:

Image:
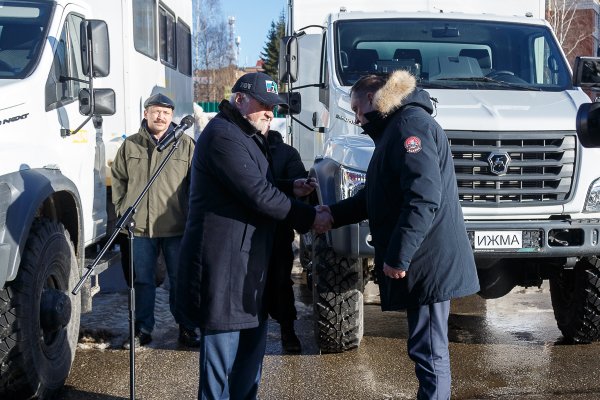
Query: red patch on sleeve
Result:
<box><xmin>404</xmin><ymin>136</ymin><xmax>422</xmax><ymax>153</ymax></box>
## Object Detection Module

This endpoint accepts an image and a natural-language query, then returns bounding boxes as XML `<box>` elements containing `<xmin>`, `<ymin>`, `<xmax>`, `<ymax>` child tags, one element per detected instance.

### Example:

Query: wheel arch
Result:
<box><xmin>310</xmin><ymin>157</ymin><xmax>342</xmax><ymax>206</ymax></box>
<box><xmin>1</xmin><ymin>169</ymin><xmax>82</xmax><ymax>287</ymax></box>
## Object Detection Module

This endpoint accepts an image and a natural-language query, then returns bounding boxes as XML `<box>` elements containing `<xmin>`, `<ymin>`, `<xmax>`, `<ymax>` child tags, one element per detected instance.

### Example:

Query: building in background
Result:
<box><xmin>193</xmin><ymin>59</ymin><xmax>265</xmax><ymax>105</ymax></box>
<box><xmin>569</xmin><ymin>0</ymin><xmax>600</xmax><ymax>61</ymax></box>
<box><xmin>548</xmin><ymin>0</ymin><xmax>600</xmax><ymax>65</ymax></box>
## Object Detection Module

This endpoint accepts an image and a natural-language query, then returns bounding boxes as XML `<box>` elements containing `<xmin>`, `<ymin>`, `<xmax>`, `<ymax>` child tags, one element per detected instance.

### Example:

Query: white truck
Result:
<box><xmin>280</xmin><ymin>0</ymin><xmax>600</xmax><ymax>353</ymax></box>
<box><xmin>0</xmin><ymin>0</ymin><xmax>192</xmax><ymax>397</ymax></box>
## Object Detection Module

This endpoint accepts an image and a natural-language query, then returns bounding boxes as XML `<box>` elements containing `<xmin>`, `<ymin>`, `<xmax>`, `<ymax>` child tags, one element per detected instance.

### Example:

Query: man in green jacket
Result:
<box><xmin>111</xmin><ymin>93</ymin><xmax>200</xmax><ymax>349</ymax></box>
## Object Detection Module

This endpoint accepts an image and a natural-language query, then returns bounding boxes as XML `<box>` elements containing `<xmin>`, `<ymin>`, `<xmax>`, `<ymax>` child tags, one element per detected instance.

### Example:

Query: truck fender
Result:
<box><xmin>0</xmin><ymin>168</ymin><xmax>82</xmax><ymax>287</ymax></box>
<box><xmin>310</xmin><ymin>157</ymin><xmax>342</xmax><ymax>206</ymax></box>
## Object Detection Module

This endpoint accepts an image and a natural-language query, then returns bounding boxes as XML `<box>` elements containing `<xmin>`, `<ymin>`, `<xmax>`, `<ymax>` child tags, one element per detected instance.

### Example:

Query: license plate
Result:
<box><xmin>473</xmin><ymin>231</ymin><xmax>523</xmax><ymax>249</ymax></box>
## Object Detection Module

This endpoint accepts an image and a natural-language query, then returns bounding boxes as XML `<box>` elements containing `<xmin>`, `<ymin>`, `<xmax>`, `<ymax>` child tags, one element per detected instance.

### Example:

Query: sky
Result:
<box><xmin>220</xmin><ymin>0</ymin><xmax>287</xmax><ymax>68</ymax></box>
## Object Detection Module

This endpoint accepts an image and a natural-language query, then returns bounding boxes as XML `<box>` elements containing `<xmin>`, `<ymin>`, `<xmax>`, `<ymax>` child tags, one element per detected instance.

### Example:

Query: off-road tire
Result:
<box><xmin>312</xmin><ymin>233</ymin><xmax>363</xmax><ymax>353</ymax></box>
<box><xmin>0</xmin><ymin>219</ymin><xmax>81</xmax><ymax>399</ymax></box>
<box><xmin>549</xmin><ymin>256</ymin><xmax>600</xmax><ymax>343</ymax></box>
<box><xmin>299</xmin><ymin>233</ymin><xmax>312</xmax><ymax>269</ymax></box>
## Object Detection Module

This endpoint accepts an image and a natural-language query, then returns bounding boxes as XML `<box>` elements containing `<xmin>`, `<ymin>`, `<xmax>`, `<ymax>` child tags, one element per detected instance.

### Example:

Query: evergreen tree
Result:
<box><xmin>260</xmin><ymin>12</ymin><xmax>286</xmax><ymax>84</ymax></box>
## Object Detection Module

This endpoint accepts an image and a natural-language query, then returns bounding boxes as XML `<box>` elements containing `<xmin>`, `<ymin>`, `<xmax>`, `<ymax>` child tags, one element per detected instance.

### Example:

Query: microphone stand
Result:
<box><xmin>73</xmin><ymin>135</ymin><xmax>186</xmax><ymax>400</ymax></box>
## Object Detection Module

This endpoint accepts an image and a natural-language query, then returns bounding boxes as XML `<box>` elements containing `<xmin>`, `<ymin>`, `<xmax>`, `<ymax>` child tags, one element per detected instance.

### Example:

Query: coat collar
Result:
<box><xmin>139</xmin><ymin>119</ymin><xmax>176</xmax><ymax>146</ymax></box>
<box><xmin>361</xmin><ymin>110</ymin><xmax>389</xmax><ymax>142</ymax></box>
<box><xmin>218</xmin><ymin>99</ymin><xmax>271</xmax><ymax>160</ymax></box>
<box><xmin>218</xmin><ymin>99</ymin><xmax>261</xmax><ymax>137</ymax></box>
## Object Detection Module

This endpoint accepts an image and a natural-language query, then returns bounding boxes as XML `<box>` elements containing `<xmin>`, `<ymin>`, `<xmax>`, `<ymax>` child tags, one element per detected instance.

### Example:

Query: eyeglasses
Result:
<box><xmin>148</xmin><ymin>109</ymin><xmax>172</xmax><ymax>117</ymax></box>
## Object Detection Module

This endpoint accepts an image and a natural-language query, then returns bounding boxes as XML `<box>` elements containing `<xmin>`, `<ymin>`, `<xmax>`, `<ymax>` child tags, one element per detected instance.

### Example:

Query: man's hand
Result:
<box><xmin>383</xmin><ymin>262</ymin><xmax>406</xmax><ymax>279</ymax></box>
<box><xmin>293</xmin><ymin>177</ymin><xmax>318</xmax><ymax>198</ymax></box>
<box><xmin>313</xmin><ymin>204</ymin><xmax>333</xmax><ymax>234</ymax></box>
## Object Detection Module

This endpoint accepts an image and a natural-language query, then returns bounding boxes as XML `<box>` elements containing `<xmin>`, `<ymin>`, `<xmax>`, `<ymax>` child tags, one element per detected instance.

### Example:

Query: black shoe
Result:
<box><xmin>122</xmin><ymin>331</ymin><xmax>152</xmax><ymax>349</ymax></box>
<box><xmin>178</xmin><ymin>326</ymin><xmax>201</xmax><ymax>348</ymax></box>
<box><xmin>280</xmin><ymin>321</ymin><xmax>301</xmax><ymax>353</ymax></box>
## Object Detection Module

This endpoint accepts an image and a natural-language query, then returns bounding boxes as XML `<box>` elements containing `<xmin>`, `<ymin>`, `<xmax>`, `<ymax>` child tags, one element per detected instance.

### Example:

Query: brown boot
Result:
<box><xmin>280</xmin><ymin>320</ymin><xmax>301</xmax><ymax>353</ymax></box>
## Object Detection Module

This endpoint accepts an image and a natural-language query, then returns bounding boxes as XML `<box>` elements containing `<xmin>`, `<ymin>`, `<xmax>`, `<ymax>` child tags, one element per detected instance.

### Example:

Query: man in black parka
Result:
<box><xmin>176</xmin><ymin>72</ymin><xmax>330</xmax><ymax>400</ymax></box>
<box><xmin>323</xmin><ymin>70</ymin><xmax>479</xmax><ymax>400</ymax></box>
<box><xmin>264</xmin><ymin>129</ymin><xmax>308</xmax><ymax>353</ymax></box>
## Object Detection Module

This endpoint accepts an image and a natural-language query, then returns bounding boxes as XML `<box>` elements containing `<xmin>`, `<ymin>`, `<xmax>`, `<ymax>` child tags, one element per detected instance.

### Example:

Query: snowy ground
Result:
<box><xmin>78</xmin><ymin>284</ymin><xmax>176</xmax><ymax>350</ymax></box>
<box><xmin>78</xmin><ymin>238</ymin><xmax>303</xmax><ymax>349</ymax></box>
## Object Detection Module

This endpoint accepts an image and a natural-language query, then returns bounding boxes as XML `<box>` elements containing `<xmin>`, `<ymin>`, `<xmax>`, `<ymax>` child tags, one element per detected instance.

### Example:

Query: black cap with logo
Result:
<box><xmin>232</xmin><ymin>72</ymin><xmax>288</xmax><ymax>108</ymax></box>
<box><xmin>144</xmin><ymin>93</ymin><xmax>175</xmax><ymax>110</ymax></box>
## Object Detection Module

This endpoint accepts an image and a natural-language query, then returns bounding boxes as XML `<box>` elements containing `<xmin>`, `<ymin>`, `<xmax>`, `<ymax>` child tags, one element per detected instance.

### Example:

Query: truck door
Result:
<box><xmin>44</xmin><ymin>10</ymin><xmax>106</xmax><ymax>244</ymax></box>
<box><xmin>290</xmin><ymin>33</ymin><xmax>326</xmax><ymax>167</ymax></box>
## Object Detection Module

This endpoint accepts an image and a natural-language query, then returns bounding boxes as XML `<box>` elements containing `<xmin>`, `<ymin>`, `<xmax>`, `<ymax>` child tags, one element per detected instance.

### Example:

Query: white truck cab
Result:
<box><xmin>0</xmin><ymin>0</ymin><xmax>193</xmax><ymax>397</ymax></box>
<box><xmin>280</xmin><ymin>0</ymin><xmax>600</xmax><ymax>352</ymax></box>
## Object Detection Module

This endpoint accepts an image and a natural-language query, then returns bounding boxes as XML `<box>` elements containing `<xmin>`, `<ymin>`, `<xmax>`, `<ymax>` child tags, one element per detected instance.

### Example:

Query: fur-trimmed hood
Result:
<box><xmin>361</xmin><ymin>70</ymin><xmax>434</xmax><ymax>139</ymax></box>
<box><xmin>372</xmin><ymin>70</ymin><xmax>434</xmax><ymax>117</ymax></box>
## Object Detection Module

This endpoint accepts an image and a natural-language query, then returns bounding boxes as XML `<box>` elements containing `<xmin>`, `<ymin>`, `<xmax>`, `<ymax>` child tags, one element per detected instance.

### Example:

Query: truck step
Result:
<box><xmin>84</xmin><ymin>250</ymin><xmax>121</xmax><ymax>276</ymax></box>
<box><xmin>83</xmin><ymin>250</ymin><xmax>121</xmax><ymax>298</ymax></box>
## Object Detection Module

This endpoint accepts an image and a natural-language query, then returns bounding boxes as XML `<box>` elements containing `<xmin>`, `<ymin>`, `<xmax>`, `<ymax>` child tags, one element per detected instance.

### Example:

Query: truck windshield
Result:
<box><xmin>335</xmin><ymin>18</ymin><xmax>572</xmax><ymax>91</ymax></box>
<box><xmin>0</xmin><ymin>1</ymin><xmax>53</xmax><ymax>79</ymax></box>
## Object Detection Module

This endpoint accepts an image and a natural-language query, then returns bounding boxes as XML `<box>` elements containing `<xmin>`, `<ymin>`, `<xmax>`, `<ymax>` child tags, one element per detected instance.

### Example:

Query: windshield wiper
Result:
<box><xmin>418</xmin><ymin>81</ymin><xmax>457</xmax><ymax>89</ymax></box>
<box><xmin>435</xmin><ymin>76</ymin><xmax>542</xmax><ymax>91</ymax></box>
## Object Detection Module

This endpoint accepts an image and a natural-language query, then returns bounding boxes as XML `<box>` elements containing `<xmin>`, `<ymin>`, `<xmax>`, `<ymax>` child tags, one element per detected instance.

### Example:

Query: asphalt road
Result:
<box><xmin>60</xmin><ymin>270</ymin><xmax>600</xmax><ymax>400</ymax></box>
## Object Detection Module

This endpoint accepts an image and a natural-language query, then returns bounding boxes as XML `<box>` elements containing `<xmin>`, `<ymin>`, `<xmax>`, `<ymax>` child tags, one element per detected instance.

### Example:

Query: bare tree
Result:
<box><xmin>546</xmin><ymin>0</ymin><xmax>589</xmax><ymax>58</ymax></box>
<box><xmin>193</xmin><ymin>0</ymin><xmax>231</xmax><ymax>101</ymax></box>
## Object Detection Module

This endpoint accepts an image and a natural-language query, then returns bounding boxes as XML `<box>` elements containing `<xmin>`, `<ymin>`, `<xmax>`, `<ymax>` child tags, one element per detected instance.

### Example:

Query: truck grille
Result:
<box><xmin>446</xmin><ymin>131</ymin><xmax>577</xmax><ymax>206</ymax></box>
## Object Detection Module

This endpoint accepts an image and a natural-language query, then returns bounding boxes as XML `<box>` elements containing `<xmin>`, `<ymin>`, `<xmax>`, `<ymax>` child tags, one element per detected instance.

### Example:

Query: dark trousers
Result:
<box><xmin>117</xmin><ymin>232</ymin><xmax>132</xmax><ymax>287</ymax></box>
<box><xmin>132</xmin><ymin>236</ymin><xmax>194</xmax><ymax>333</ymax></box>
<box><xmin>406</xmin><ymin>300</ymin><xmax>451</xmax><ymax>400</ymax></box>
<box><xmin>198</xmin><ymin>321</ymin><xmax>268</xmax><ymax>400</ymax></box>
<box><xmin>265</xmin><ymin>228</ymin><xmax>297</xmax><ymax>323</ymax></box>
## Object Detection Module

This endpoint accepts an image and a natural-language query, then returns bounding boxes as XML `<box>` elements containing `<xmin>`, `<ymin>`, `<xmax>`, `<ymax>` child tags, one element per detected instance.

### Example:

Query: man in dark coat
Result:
<box><xmin>176</xmin><ymin>72</ymin><xmax>330</xmax><ymax>400</ymax></box>
<box><xmin>264</xmin><ymin>129</ymin><xmax>308</xmax><ymax>353</ymax></box>
<box><xmin>323</xmin><ymin>70</ymin><xmax>479</xmax><ymax>399</ymax></box>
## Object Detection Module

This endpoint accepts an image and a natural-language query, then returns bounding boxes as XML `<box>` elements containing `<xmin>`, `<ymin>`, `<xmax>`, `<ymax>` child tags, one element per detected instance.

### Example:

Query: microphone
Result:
<box><xmin>156</xmin><ymin>115</ymin><xmax>195</xmax><ymax>152</ymax></box>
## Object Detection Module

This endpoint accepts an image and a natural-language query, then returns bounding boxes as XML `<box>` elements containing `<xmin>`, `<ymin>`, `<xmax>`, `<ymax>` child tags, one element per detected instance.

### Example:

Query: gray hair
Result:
<box><xmin>229</xmin><ymin>92</ymin><xmax>249</xmax><ymax>103</ymax></box>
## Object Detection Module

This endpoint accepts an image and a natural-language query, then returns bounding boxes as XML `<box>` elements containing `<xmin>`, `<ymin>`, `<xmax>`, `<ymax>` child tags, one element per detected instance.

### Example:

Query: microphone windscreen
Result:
<box><xmin>181</xmin><ymin>115</ymin><xmax>195</xmax><ymax>128</ymax></box>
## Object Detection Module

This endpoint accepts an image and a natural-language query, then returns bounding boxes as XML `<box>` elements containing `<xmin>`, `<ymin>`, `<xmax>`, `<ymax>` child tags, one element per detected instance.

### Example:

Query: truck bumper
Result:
<box><xmin>465</xmin><ymin>219</ymin><xmax>600</xmax><ymax>258</ymax></box>
<box><xmin>328</xmin><ymin>219</ymin><xmax>600</xmax><ymax>259</ymax></box>
<box><xmin>330</xmin><ymin>221</ymin><xmax>375</xmax><ymax>257</ymax></box>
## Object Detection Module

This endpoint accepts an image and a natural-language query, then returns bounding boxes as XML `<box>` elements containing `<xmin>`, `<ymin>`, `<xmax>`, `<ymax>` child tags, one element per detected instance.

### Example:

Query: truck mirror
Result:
<box><xmin>576</xmin><ymin>102</ymin><xmax>600</xmax><ymax>148</ymax></box>
<box><xmin>279</xmin><ymin>36</ymin><xmax>298</xmax><ymax>83</ymax></box>
<box><xmin>81</xmin><ymin>19</ymin><xmax>110</xmax><ymax>78</ymax></box>
<box><xmin>573</xmin><ymin>57</ymin><xmax>600</xmax><ymax>148</ymax></box>
<box><xmin>277</xmin><ymin>92</ymin><xmax>301</xmax><ymax>115</ymax></box>
<box><xmin>573</xmin><ymin>56</ymin><xmax>600</xmax><ymax>87</ymax></box>
<box><xmin>79</xmin><ymin>88</ymin><xmax>116</xmax><ymax>116</ymax></box>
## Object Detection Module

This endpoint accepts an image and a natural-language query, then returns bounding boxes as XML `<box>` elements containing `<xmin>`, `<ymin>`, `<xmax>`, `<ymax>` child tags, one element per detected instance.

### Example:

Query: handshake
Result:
<box><xmin>291</xmin><ymin>177</ymin><xmax>333</xmax><ymax>234</ymax></box>
<box><xmin>313</xmin><ymin>205</ymin><xmax>333</xmax><ymax>234</ymax></box>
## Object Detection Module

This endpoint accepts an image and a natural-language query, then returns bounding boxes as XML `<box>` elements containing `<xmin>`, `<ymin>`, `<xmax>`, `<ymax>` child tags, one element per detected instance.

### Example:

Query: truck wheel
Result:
<box><xmin>549</xmin><ymin>256</ymin><xmax>600</xmax><ymax>343</ymax></box>
<box><xmin>299</xmin><ymin>233</ymin><xmax>312</xmax><ymax>269</ymax></box>
<box><xmin>0</xmin><ymin>219</ymin><xmax>80</xmax><ymax>398</ymax></box>
<box><xmin>312</xmin><ymin>233</ymin><xmax>363</xmax><ymax>353</ymax></box>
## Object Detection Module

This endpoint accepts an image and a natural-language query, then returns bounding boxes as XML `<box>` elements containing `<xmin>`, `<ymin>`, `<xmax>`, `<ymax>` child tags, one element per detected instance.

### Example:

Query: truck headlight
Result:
<box><xmin>585</xmin><ymin>178</ymin><xmax>600</xmax><ymax>212</ymax></box>
<box><xmin>340</xmin><ymin>165</ymin><xmax>366</xmax><ymax>199</ymax></box>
